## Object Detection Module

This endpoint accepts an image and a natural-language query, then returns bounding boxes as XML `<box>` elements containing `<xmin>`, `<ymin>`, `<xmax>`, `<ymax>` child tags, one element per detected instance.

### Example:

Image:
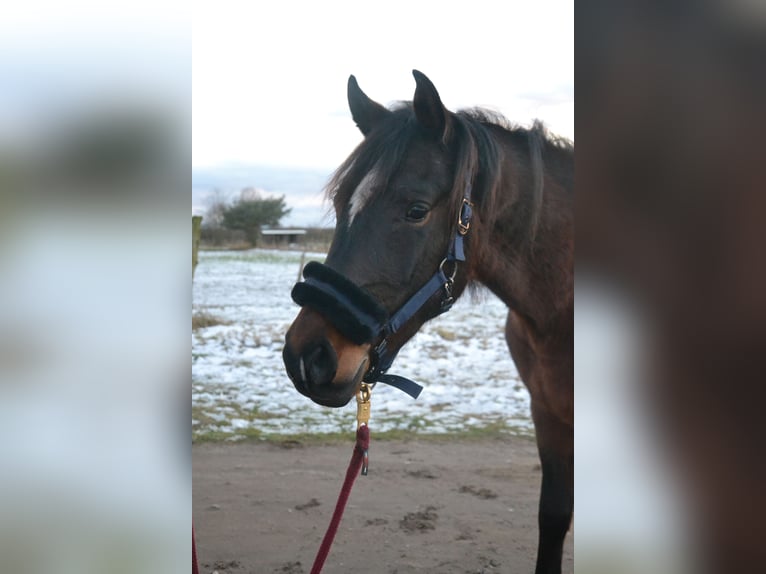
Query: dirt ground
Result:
<box><xmin>193</xmin><ymin>435</ymin><xmax>573</xmax><ymax>573</ymax></box>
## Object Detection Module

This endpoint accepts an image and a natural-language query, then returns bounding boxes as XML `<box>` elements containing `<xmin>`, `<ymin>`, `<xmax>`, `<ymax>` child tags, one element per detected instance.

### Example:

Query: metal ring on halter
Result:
<box><xmin>438</xmin><ymin>257</ymin><xmax>458</xmax><ymax>283</ymax></box>
<box><xmin>358</xmin><ymin>382</ymin><xmax>372</xmax><ymax>403</ymax></box>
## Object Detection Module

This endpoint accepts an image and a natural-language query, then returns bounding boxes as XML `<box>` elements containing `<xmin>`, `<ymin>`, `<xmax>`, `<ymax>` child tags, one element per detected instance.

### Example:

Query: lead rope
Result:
<box><xmin>192</xmin><ymin>525</ymin><xmax>199</xmax><ymax>574</ymax></box>
<box><xmin>310</xmin><ymin>384</ymin><xmax>372</xmax><ymax>574</ymax></box>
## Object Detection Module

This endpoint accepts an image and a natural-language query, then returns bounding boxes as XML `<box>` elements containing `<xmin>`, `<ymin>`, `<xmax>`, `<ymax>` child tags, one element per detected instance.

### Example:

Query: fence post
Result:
<box><xmin>193</xmin><ymin>216</ymin><xmax>202</xmax><ymax>280</ymax></box>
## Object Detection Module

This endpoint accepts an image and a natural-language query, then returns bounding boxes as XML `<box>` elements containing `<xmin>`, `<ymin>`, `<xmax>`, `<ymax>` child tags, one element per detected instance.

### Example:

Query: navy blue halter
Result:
<box><xmin>291</xmin><ymin>179</ymin><xmax>474</xmax><ymax>399</ymax></box>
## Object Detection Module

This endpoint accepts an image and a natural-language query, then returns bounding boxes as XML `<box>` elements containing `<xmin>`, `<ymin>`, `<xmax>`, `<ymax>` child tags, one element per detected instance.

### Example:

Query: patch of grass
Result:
<box><xmin>192</xmin><ymin>310</ymin><xmax>230</xmax><ymax>330</ymax></box>
<box><xmin>208</xmin><ymin>250</ymin><xmax>309</xmax><ymax>265</ymax></box>
<box><xmin>434</xmin><ymin>327</ymin><xmax>457</xmax><ymax>341</ymax></box>
<box><xmin>424</xmin><ymin>343</ymin><xmax>450</xmax><ymax>359</ymax></box>
<box><xmin>429</xmin><ymin>403</ymin><xmax>451</xmax><ymax>413</ymax></box>
<box><xmin>193</xmin><ymin>429</ymin><xmax>236</xmax><ymax>442</ymax></box>
<box><xmin>199</xmin><ymin>243</ymin><xmax>252</xmax><ymax>251</ymax></box>
<box><xmin>191</xmin><ymin>406</ymin><xmax>221</xmax><ymax>428</ymax></box>
<box><xmin>192</xmin><ymin>426</ymin><xmax>265</xmax><ymax>443</ymax></box>
<box><xmin>454</xmin><ymin>420</ymin><xmax>536</xmax><ymax>440</ymax></box>
<box><xmin>193</xmin><ymin>402</ymin><xmax>291</xmax><ymax>432</ymax></box>
<box><xmin>191</xmin><ymin>420</ymin><xmax>535</xmax><ymax>445</ymax></box>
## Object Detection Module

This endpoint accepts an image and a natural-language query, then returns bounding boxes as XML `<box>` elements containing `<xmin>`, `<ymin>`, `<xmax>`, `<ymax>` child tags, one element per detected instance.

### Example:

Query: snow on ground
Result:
<box><xmin>192</xmin><ymin>249</ymin><xmax>531</xmax><ymax>439</ymax></box>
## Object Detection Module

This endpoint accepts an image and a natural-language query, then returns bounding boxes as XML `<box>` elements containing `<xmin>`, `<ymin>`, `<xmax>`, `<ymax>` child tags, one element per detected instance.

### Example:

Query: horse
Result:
<box><xmin>283</xmin><ymin>70</ymin><xmax>573</xmax><ymax>574</ymax></box>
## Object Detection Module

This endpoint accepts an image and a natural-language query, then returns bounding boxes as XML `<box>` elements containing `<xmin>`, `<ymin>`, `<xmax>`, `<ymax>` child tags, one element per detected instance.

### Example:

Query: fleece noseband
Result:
<box><xmin>291</xmin><ymin>262</ymin><xmax>388</xmax><ymax>346</ymax></box>
<box><xmin>291</xmin><ymin>180</ymin><xmax>474</xmax><ymax>399</ymax></box>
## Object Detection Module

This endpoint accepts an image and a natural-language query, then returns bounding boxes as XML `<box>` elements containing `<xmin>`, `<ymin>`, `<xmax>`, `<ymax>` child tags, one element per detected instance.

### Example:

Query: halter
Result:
<box><xmin>291</xmin><ymin>177</ymin><xmax>474</xmax><ymax>399</ymax></box>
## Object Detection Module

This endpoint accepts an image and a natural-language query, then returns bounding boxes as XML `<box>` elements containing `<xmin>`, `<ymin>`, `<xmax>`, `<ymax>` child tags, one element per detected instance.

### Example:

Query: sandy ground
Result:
<box><xmin>193</xmin><ymin>435</ymin><xmax>573</xmax><ymax>573</ymax></box>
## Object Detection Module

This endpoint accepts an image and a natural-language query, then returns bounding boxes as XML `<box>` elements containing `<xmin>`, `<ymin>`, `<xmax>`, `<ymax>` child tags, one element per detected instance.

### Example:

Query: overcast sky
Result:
<box><xmin>0</xmin><ymin>2</ymin><xmax>572</xmax><ymax>226</ymax></box>
<box><xmin>193</xmin><ymin>0</ymin><xmax>573</xmax><ymax>172</ymax></box>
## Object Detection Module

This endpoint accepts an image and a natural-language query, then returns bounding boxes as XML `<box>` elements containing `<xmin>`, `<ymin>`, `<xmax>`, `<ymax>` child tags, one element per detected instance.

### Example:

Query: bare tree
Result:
<box><xmin>203</xmin><ymin>188</ymin><xmax>228</xmax><ymax>229</ymax></box>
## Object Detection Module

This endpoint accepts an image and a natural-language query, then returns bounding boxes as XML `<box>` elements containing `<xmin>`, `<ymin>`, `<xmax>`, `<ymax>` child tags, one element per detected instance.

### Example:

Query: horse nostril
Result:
<box><xmin>304</xmin><ymin>341</ymin><xmax>337</xmax><ymax>387</ymax></box>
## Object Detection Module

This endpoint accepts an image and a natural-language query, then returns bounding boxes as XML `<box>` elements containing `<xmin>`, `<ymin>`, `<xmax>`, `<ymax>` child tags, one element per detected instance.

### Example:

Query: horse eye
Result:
<box><xmin>405</xmin><ymin>202</ymin><xmax>430</xmax><ymax>222</ymax></box>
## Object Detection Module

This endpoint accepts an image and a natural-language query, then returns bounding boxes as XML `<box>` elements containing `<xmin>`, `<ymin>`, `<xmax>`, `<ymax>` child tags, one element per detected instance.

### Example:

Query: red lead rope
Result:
<box><xmin>192</xmin><ymin>524</ymin><xmax>199</xmax><ymax>574</ymax></box>
<box><xmin>192</xmin><ymin>428</ymin><xmax>369</xmax><ymax>574</ymax></box>
<box><xmin>310</xmin><ymin>424</ymin><xmax>370</xmax><ymax>574</ymax></box>
<box><xmin>194</xmin><ymin>386</ymin><xmax>372</xmax><ymax>574</ymax></box>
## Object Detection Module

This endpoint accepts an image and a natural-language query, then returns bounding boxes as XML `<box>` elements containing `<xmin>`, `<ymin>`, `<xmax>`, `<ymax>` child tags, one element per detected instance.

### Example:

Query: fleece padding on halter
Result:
<box><xmin>291</xmin><ymin>261</ymin><xmax>388</xmax><ymax>345</ymax></box>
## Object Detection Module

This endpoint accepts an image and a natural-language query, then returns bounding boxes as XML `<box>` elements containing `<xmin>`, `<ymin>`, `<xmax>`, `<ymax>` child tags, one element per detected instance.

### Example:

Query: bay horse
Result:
<box><xmin>283</xmin><ymin>70</ymin><xmax>573</xmax><ymax>574</ymax></box>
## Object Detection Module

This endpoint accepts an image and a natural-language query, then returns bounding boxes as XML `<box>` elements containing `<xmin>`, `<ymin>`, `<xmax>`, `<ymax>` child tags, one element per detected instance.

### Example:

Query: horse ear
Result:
<box><xmin>347</xmin><ymin>75</ymin><xmax>390</xmax><ymax>136</ymax></box>
<box><xmin>412</xmin><ymin>70</ymin><xmax>449</xmax><ymax>137</ymax></box>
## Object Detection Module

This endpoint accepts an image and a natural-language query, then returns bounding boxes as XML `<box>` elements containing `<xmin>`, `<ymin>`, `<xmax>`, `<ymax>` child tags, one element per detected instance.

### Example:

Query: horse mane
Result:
<box><xmin>326</xmin><ymin>103</ymin><xmax>573</xmax><ymax>246</ymax></box>
<box><xmin>455</xmin><ymin>109</ymin><xmax>573</xmax><ymax>243</ymax></box>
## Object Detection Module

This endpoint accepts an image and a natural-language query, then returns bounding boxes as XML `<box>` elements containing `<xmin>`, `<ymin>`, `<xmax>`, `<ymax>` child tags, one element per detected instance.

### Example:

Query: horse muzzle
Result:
<box><xmin>287</xmin><ymin>261</ymin><xmax>434</xmax><ymax>401</ymax></box>
<box><xmin>283</xmin><ymin>306</ymin><xmax>371</xmax><ymax>407</ymax></box>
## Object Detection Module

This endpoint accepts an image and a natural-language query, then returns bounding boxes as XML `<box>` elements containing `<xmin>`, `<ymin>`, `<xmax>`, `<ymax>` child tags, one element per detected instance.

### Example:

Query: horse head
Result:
<box><xmin>283</xmin><ymin>71</ymin><xmax>473</xmax><ymax>407</ymax></box>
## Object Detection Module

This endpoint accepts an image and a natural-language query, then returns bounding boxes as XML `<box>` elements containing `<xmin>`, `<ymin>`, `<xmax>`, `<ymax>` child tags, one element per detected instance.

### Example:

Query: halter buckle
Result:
<box><xmin>458</xmin><ymin>198</ymin><xmax>474</xmax><ymax>235</ymax></box>
<box><xmin>363</xmin><ymin>339</ymin><xmax>386</xmax><ymax>385</ymax></box>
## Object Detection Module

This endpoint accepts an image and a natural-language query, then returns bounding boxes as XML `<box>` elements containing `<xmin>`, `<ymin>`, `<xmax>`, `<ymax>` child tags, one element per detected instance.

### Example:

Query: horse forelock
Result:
<box><xmin>325</xmin><ymin>107</ymin><xmax>414</xmax><ymax>225</ymax></box>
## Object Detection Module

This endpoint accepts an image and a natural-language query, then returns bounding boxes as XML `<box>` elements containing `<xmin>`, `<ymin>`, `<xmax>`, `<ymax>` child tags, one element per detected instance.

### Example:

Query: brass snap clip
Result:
<box><xmin>356</xmin><ymin>382</ymin><xmax>372</xmax><ymax>429</ymax></box>
<box><xmin>356</xmin><ymin>383</ymin><xmax>372</xmax><ymax>475</ymax></box>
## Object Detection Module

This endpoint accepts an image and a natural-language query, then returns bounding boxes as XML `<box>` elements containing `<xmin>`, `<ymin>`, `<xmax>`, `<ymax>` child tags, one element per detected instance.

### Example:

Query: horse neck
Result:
<box><xmin>472</xmin><ymin>131</ymin><xmax>574</xmax><ymax>335</ymax></box>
